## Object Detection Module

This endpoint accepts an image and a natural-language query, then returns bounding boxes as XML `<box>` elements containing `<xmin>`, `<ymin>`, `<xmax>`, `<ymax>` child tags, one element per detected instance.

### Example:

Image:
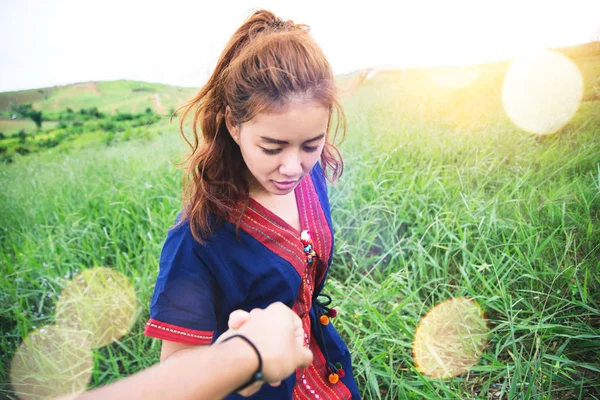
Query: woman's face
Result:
<box><xmin>227</xmin><ymin>102</ymin><xmax>329</xmax><ymax>197</ymax></box>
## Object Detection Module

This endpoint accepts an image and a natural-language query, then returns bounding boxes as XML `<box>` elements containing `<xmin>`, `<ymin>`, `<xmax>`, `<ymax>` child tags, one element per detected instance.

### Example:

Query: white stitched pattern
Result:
<box><xmin>146</xmin><ymin>322</ymin><xmax>212</xmax><ymax>339</ymax></box>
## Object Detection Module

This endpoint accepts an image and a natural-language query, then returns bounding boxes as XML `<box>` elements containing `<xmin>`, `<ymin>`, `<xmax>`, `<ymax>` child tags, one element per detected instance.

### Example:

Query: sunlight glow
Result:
<box><xmin>413</xmin><ymin>298</ymin><xmax>488</xmax><ymax>379</ymax></box>
<box><xmin>426</xmin><ymin>66</ymin><xmax>482</xmax><ymax>89</ymax></box>
<box><xmin>502</xmin><ymin>50</ymin><xmax>583</xmax><ymax>135</ymax></box>
<box><xmin>10</xmin><ymin>325</ymin><xmax>93</xmax><ymax>400</ymax></box>
<box><xmin>55</xmin><ymin>267</ymin><xmax>137</xmax><ymax>349</ymax></box>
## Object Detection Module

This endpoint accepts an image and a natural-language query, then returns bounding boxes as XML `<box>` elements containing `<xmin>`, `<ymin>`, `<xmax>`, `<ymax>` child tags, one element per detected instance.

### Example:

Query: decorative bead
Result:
<box><xmin>308</xmin><ymin>258</ymin><xmax>313</xmax><ymax>264</ymax></box>
<box><xmin>319</xmin><ymin>315</ymin><xmax>329</xmax><ymax>325</ymax></box>
<box><xmin>335</xmin><ymin>362</ymin><xmax>342</xmax><ymax>370</ymax></box>
<box><xmin>310</xmin><ymin>250</ymin><xmax>316</xmax><ymax>257</ymax></box>
<box><xmin>328</xmin><ymin>373</ymin><xmax>339</xmax><ymax>384</ymax></box>
<box><xmin>328</xmin><ymin>308</ymin><xmax>337</xmax><ymax>318</ymax></box>
<box><xmin>300</xmin><ymin>230</ymin><xmax>312</xmax><ymax>245</ymax></box>
<box><xmin>339</xmin><ymin>368</ymin><xmax>346</xmax><ymax>378</ymax></box>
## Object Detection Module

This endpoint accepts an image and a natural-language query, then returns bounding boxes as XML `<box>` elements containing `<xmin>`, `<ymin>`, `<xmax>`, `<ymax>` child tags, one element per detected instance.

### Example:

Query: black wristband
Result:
<box><xmin>222</xmin><ymin>334</ymin><xmax>264</xmax><ymax>392</ymax></box>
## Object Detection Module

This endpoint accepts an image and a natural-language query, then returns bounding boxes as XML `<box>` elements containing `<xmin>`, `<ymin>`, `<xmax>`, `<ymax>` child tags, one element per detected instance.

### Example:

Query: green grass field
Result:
<box><xmin>0</xmin><ymin>119</ymin><xmax>58</xmax><ymax>135</ymax></box>
<box><xmin>1</xmin><ymin>45</ymin><xmax>599</xmax><ymax>399</ymax></box>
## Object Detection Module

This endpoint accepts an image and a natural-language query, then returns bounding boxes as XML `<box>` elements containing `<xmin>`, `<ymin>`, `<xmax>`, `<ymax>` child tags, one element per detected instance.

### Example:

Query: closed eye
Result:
<box><xmin>261</xmin><ymin>147</ymin><xmax>281</xmax><ymax>155</ymax></box>
<box><xmin>260</xmin><ymin>146</ymin><xmax>319</xmax><ymax>155</ymax></box>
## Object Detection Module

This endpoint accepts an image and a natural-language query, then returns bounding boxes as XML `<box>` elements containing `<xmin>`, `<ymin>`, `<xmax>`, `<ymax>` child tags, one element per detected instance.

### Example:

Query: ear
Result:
<box><xmin>225</xmin><ymin>106</ymin><xmax>240</xmax><ymax>145</ymax></box>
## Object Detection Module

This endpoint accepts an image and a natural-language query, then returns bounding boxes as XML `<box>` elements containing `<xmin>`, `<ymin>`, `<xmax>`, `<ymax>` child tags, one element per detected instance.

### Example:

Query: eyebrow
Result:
<box><xmin>259</xmin><ymin>133</ymin><xmax>325</xmax><ymax>145</ymax></box>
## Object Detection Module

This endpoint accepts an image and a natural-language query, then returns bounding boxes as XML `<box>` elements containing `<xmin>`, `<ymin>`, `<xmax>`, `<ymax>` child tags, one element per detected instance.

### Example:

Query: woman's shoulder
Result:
<box><xmin>309</xmin><ymin>161</ymin><xmax>329</xmax><ymax>198</ymax></box>
<box><xmin>166</xmin><ymin>212</ymin><xmax>233</xmax><ymax>249</ymax></box>
<box><xmin>311</xmin><ymin>160</ymin><xmax>325</xmax><ymax>178</ymax></box>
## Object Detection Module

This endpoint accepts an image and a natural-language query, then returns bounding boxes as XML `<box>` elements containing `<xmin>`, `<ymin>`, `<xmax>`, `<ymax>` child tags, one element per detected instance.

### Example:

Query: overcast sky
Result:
<box><xmin>1</xmin><ymin>0</ymin><xmax>599</xmax><ymax>92</ymax></box>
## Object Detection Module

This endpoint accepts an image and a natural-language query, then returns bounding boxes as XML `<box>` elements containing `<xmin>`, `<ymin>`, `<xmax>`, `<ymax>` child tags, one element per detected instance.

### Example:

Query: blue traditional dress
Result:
<box><xmin>145</xmin><ymin>162</ymin><xmax>360</xmax><ymax>399</ymax></box>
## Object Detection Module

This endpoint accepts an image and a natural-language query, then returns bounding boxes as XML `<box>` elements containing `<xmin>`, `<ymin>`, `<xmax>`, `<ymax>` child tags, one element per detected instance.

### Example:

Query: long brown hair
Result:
<box><xmin>175</xmin><ymin>9</ymin><xmax>346</xmax><ymax>244</ymax></box>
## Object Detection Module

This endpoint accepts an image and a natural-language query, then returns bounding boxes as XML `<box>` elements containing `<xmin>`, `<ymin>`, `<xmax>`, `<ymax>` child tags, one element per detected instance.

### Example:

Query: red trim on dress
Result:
<box><xmin>227</xmin><ymin>171</ymin><xmax>351</xmax><ymax>399</ymax></box>
<box><xmin>144</xmin><ymin>318</ymin><xmax>213</xmax><ymax>345</ymax></box>
<box><xmin>243</xmin><ymin>200</ymin><xmax>307</xmax><ymax>277</ymax></box>
<box><xmin>296</xmin><ymin>173</ymin><xmax>333</xmax><ymax>290</ymax></box>
<box><xmin>293</xmin><ymin>329</ymin><xmax>352</xmax><ymax>399</ymax></box>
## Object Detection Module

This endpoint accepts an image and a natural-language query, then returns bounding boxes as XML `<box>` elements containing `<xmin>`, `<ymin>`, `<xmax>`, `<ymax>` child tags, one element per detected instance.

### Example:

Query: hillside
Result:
<box><xmin>1</xmin><ymin>41</ymin><xmax>598</xmax><ymax>163</ymax></box>
<box><xmin>2</xmin><ymin>41</ymin><xmax>598</xmax><ymax>118</ymax></box>
<box><xmin>0</xmin><ymin>80</ymin><xmax>198</xmax><ymax>115</ymax></box>
<box><xmin>1</xmin><ymin>41</ymin><xmax>599</xmax><ymax>400</ymax></box>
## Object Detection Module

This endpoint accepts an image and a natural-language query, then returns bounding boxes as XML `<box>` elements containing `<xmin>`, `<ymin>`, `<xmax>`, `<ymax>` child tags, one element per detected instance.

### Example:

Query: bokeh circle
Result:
<box><xmin>10</xmin><ymin>325</ymin><xmax>93</xmax><ymax>400</ymax></box>
<box><xmin>413</xmin><ymin>297</ymin><xmax>488</xmax><ymax>378</ymax></box>
<box><xmin>502</xmin><ymin>49</ymin><xmax>583</xmax><ymax>135</ymax></box>
<box><xmin>55</xmin><ymin>267</ymin><xmax>137</xmax><ymax>349</ymax></box>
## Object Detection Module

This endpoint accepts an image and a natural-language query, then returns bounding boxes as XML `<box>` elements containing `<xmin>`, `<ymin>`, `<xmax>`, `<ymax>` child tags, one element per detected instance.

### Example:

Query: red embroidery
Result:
<box><xmin>293</xmin><ymin>331</ymin><xmax>352</xmax><ymax>399</ymax></box>
<box><xmin>297</xmin><ymin>174</ymin><xmax>332</xmax><ymax>291</ymax></box>
<box><xmin>227</xmin><ymin>171</ymin><xmax>351</xmax><ymax>399</ymax></box>
<box><xmin>144</xmin><ymin>318</ymin><xmax>213</xmax><ymax>345</ymax></box>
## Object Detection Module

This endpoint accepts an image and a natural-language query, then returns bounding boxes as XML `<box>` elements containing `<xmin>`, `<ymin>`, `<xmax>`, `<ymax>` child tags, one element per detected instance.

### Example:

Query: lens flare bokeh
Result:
<box><xmin>413</xmin><ymin>297</ymin><xmax>488</xmax><ymax>379</ymax></box>
<box><xmin>10</xmin><ymin>325</ymin><xmax>93</xmax><ymax>400</ymax></box>
<box><xmin>502</xmin><ymin>49</ymin><xmax>583</xmax><ymax>135</ymax></box>
<box><xmin>55</xmin><ymin>267</ymin><xmax>137</xmax><ymax>349</ymax></box>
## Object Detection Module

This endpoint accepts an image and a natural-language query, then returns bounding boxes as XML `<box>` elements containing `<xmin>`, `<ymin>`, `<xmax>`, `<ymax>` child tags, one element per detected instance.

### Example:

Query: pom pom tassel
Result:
<box><xmin>328</xmin><ymin>373</ymin><xmax>339</xmax><ymax>384</ymax></box>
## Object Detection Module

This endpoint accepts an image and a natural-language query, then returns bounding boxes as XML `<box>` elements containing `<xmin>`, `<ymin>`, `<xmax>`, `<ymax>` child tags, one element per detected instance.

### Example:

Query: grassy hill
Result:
<box><xmin>1</xmin><ymin>41</ymin><xmax>599</xmax><ymax>399</ymax></box>
<box><xmin>0</xmin><ymin>80</ymin><xmax>198</xmax><ymax>116</ymax></box>
<box><xmin>1</xmin><ymin>40</ymin><xmax>598</xmax><ymax>122</ymax></box>
<box><xmin>0</xmin><ymin>80</ymin><xmax>199</xmax><ymax>163</ymax></box>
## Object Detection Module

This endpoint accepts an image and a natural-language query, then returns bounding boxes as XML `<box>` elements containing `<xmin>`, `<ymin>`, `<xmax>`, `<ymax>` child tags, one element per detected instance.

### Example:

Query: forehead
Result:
<box><xmin>242</xmin><ymin>102</ymin><xmax>329</xmax><ymax>141</ymax></box>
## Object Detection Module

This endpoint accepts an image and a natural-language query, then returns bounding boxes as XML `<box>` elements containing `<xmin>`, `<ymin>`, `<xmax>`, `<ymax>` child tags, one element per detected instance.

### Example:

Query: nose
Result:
<box><xmin>279</xmin><ymin>150</ymin><xmax>303</xmax><ymax>179</ymax></box>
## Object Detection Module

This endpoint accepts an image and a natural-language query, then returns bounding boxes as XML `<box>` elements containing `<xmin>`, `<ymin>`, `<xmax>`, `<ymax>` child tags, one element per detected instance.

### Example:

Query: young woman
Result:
<box><xmin>144</xmin><ymin>9</ymin><xmax>360</xmax><ymax>399</ymax></box>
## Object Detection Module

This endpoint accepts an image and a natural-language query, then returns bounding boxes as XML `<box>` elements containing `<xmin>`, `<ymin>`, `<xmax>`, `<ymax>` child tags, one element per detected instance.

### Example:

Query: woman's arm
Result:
<box><xmin>68</xmin><ymin>302</ymin><xmax>312</xmax><ymax>400</ymax></box>
<box><xmin>160</xmin><ymin>340</ymin><xmax>200</xmax><ymax>361</ymax></box>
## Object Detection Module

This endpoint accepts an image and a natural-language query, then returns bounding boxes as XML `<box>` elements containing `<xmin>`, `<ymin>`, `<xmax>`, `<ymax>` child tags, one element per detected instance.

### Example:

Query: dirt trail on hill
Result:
<box><xmin>153</xmin><ymin>93</ymin><xmax>165</xmax><ymax>114</ymax></box>
<box><xmin>91</xmin><ymin>82</ymin><xmax>102</xmax><ymax>95</ymax></box>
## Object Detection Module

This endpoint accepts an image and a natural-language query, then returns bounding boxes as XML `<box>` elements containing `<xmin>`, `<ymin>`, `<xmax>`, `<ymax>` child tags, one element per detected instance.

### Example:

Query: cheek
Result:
<box><xmin>243</xmin><ymin>145</ymin><xmax>272</xmax><ymax>175</ymax></box>
<box><xmin>239</xmin><ymin>139</ymin><xmax>260</xmax><ymax>164</ymax></box>
<box><xmin>303</xmin><ymin>148</ymin><xmax>323</xmax><ymax>171</ymax></box>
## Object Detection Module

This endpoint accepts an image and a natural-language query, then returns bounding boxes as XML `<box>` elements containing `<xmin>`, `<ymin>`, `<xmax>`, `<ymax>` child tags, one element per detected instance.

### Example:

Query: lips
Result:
<box><xmin>272</xmin><ymin>179</ymin><xmax>299</xmax><ymax>191</ymax></box>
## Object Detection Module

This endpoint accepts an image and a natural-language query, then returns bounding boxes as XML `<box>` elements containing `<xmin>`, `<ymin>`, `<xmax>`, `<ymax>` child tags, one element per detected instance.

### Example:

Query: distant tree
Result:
<box><xmin>11</xmin><ymin>103</ymin><xmax>33</xmax><ymax>116</ymax></box>
<box><xmin>88</xmin><ymin>107</ymin><xmax>104</xmax><ymax>118</ymax></box>
<box><xmin>145</xmin><ymin>107</ymin><xmax>153</xmax><ymax>114</ymax></box>
<box><xmin>17</xmin><ymin>129</ymin><xmax>27</xmax><ymax>143</ymax></box>
<box><xmin>15</xmin><ymin>147</ymin><xmax>31</xmax><ymax>155</ymax></box>
<box><xmin>29</xmin><ymin>110</ymin><xmax>43</xmax><ymax>129</ymax></box>
<box><xmin>11</xmin><ymin>103</ymin><xmax>43</xmax><ymax>129</ymax></box>
<box><xmin>113</xmin><ymin>112</ymin><xmax>134</xmax><ymax>121</ymax></box>
<box><xmin>0</xmin><ymin>132</ymin><xmax>5</xmax><ymax>140</ymax></box>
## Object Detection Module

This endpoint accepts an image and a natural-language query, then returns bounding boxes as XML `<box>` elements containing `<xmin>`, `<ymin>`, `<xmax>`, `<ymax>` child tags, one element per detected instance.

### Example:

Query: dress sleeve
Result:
<box><xmin>144</xmin><ymin>220</ymin><xmax>221</xmax><ymax>345</ymax></box>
